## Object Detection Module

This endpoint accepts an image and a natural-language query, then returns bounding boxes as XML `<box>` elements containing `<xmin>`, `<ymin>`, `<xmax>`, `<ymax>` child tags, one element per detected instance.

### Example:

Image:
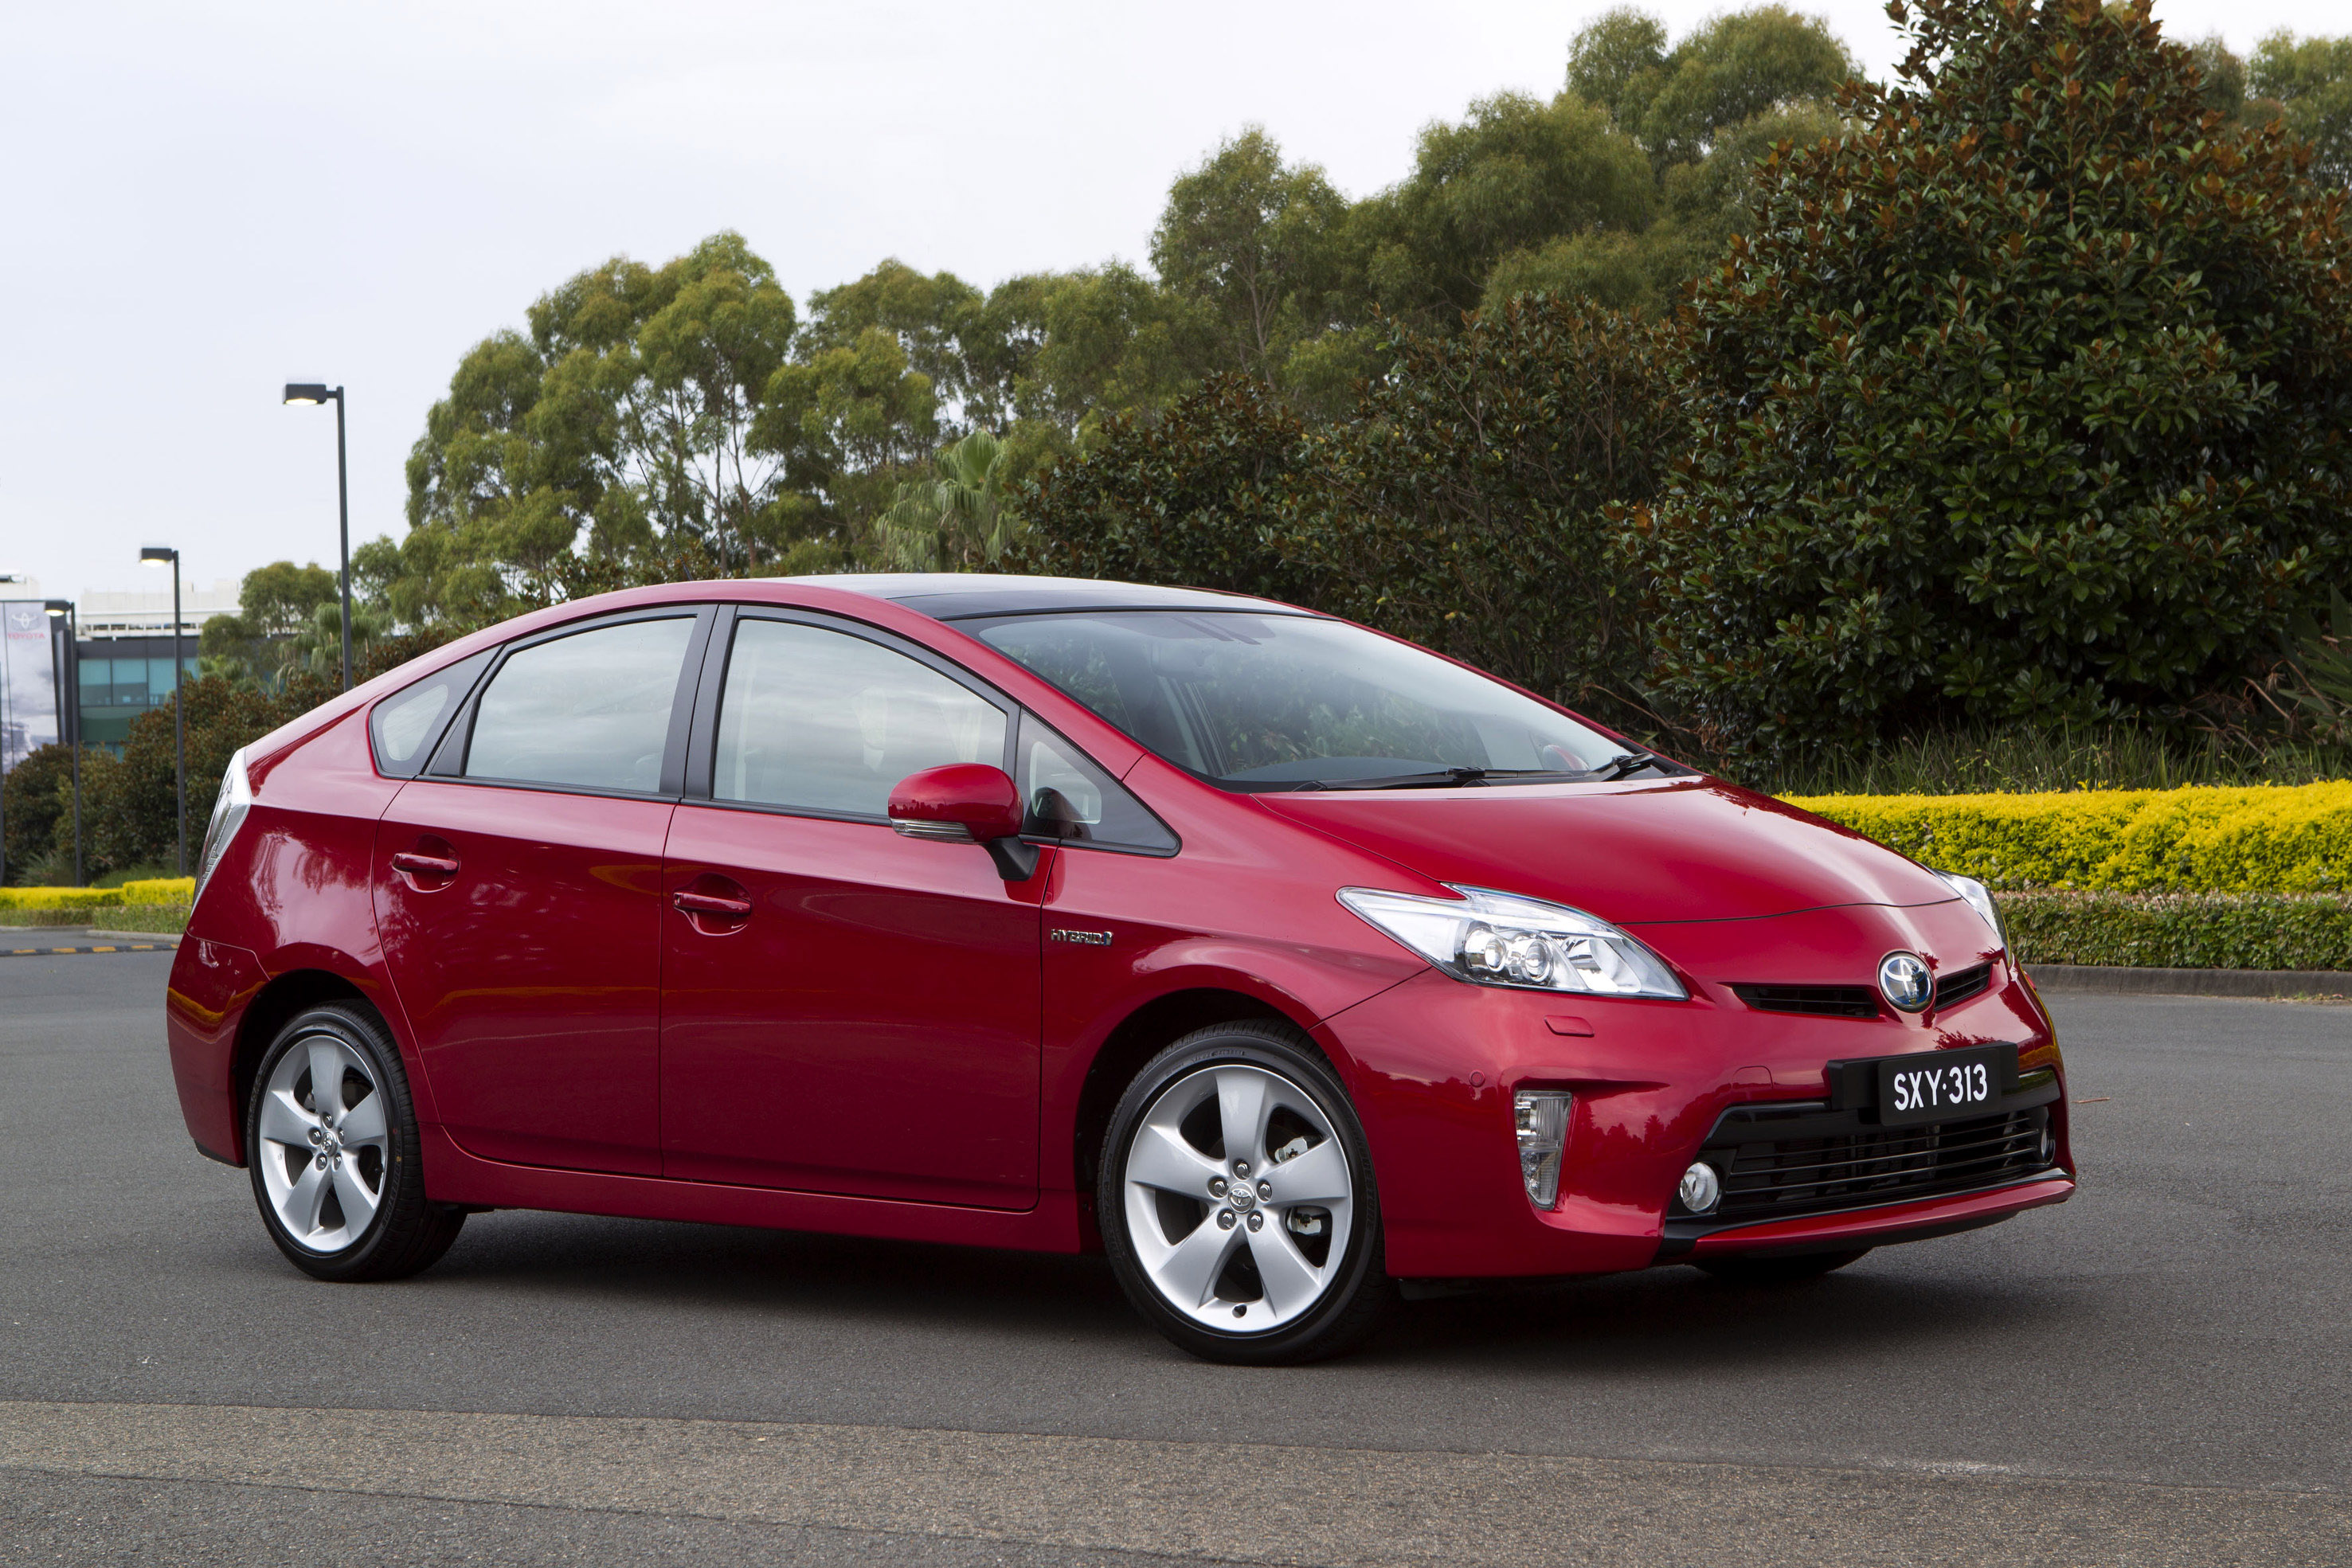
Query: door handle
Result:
<box><xmin>672</xmin><ymin>890</ymin><xmax>752</xmax><ymax>918</ymax></box>
<box><xmin>392</xmin><ymin>851</ymin><xmax>461</xmax><ymax>878</ymax></box>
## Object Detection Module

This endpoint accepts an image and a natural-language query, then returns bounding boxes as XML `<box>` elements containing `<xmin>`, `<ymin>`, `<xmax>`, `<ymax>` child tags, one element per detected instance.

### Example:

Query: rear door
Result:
<box><xmin>376</xmin><ymin>608</ymin><xmax>710</xmax><ymax>1176</ymax></box>
<box><xmin>656</xmin><ymin>608</ymin><xmax>1043</xmax><ymax>1208</ymax></box>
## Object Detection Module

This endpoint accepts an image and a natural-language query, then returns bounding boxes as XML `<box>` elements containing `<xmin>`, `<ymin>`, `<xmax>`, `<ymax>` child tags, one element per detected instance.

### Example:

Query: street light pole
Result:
<box><xmin>0</xmin><ymin>571</ymin><xmax>20</xmax><ymax>888</ymax></box>
<box><xmin>283</xmin><ymin>383</ymin><xmax>352</xmax><ymax>691</ymax></box>
<box><xmin>142</xmin><ymin>546</ymin><xmax>186</xmax><ymax>875</ymax></box>
<box><xmin>43</xmin><ymin>600</ymin><xmax>80</xmax><ymax>886</ymax></box>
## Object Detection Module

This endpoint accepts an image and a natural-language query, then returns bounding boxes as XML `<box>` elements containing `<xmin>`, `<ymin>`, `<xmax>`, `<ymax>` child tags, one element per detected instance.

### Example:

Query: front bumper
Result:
<box><xmin>1670</xmin><ymin>1174</ymin><xmax>2075</xmax><ymax>1258</ymax></box>
<box><xmin>1319</xmin><ymin>904</ymin><xmax>2072</xmax><ymax>1280</ymax></box>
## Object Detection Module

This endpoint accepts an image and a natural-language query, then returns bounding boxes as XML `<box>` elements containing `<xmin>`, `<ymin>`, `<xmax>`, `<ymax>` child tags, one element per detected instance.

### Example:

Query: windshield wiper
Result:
<box><xmin>1595</xmin><ymin>749</ymin><xmax>1666</xmax><ymax>780</ymax></box>
<box><xmin>1306</xmin><ymin>767</ymin><xmax>1556</xmax><ymax>792</ymax></box>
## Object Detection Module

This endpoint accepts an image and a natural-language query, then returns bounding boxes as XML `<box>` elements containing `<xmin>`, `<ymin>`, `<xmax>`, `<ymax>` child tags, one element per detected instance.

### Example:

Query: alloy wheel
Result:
<box><xmin>254</xmin><ymin>1032</ymin><xmax>390</xmax><ymax>1253</ymax></box>
<box><xmin>1120</xmin><ymin>1063</ymin><xmax>1355</xmax><ymax>1331</ymax></box>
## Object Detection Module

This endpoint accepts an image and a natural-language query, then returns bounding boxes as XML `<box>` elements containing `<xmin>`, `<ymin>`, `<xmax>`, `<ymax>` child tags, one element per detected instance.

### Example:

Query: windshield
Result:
<box><xmin>966</xmin><ymin>611</ymin><xmax>1634</xmax><ymax>789</ymax></box>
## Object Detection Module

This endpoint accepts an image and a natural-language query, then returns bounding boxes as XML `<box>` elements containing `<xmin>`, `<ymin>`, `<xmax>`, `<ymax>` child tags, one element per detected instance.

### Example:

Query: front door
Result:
<box><xmin>376</xmin><ymin>611</ymin><xmax>704</xmax><ymax>1176</ymax></box>
<box><xmin>658</xmin><ymin>612</ymin><xmax>1043</xmax><ymax>1209</ymax></box>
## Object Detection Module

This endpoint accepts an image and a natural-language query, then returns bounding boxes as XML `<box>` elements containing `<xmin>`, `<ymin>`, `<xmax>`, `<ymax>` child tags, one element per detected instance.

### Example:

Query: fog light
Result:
<box><xmin>1513</xmin><ymin>1090</ymin><xmax>1572</xmax><ymax>1210</ymax></box>
<box><xmin>1678</xmin><ymin>1162</ymin><xmax>1721</xmax><ymax>1214</ymax></box>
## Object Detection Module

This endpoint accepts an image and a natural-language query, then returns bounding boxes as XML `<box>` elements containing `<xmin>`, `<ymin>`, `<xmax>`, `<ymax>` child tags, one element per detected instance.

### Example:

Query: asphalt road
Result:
<box><xmin>2</xmin><ymin>948</ymin><xmax>2346</xmax><ymax>1566</ymax></box>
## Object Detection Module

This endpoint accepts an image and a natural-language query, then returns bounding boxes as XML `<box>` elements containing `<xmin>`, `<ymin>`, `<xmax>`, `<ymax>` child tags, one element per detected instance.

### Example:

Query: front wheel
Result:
<box><xmin>245</xmin><ymin>1003</ymin><xmax>464</xmax><ymax>1282</ymax></box>
<box><xmin>1098</xmin><ymin>1022</ymin><xmax>1393</xmax><ymax>1364</ymax></box>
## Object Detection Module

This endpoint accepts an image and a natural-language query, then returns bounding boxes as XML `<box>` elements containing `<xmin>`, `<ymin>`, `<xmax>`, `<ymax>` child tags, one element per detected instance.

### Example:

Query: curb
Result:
<box><xmin>0</xmin><ymin>926</ymin><xmax>182</xmax><ymax>948</ymax></box>
<box><xmin>2029</xmin><ymin>964</ymin><xmax>2351</xmax><ymax>999</ymax></box>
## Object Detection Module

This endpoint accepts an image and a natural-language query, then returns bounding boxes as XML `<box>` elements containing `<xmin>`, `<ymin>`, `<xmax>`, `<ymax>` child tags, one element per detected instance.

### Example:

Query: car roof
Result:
<box><xmin>769</xmin><ymin>573</ymin><xmax>1315</xmax><ymax>622</ymax></box>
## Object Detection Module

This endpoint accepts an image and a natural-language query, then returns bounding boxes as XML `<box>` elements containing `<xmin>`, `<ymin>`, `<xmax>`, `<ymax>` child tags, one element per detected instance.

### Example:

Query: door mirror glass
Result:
<box><xmin>713</xmin><ymin>618</ymin><xmax>1007</xmax><ymax>818</ymax></box>
<box><xmin>464</xmin><ymin>618</ymin><xmax>694</xmax><ymax>792</ymax></box>
<box><xmin>1019</xmin><ymin>715</ymin><xmax>1178</xmax><ymax>854</ymax></box>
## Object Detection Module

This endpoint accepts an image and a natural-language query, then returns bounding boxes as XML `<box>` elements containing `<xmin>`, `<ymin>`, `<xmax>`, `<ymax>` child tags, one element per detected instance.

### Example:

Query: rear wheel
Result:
<box><xmin>245</xmin><ymin>1003</ymin><xmax>463</xmax><ymax>1282</ymax></box>
<box><xmin>1098</xmin><ymin>1022</ymin><xmax>1392</xmax><ymax>1364</ymax></box>
<box><xmin>1694</xmin><ymin>1248</ymin><xmax>1870</xmax><ymax>1285</ymax></box>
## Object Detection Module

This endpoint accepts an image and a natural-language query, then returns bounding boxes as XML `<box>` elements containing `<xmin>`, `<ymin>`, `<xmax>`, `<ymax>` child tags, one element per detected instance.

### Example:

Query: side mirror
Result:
<box><xmin>887</xmin><ymin>764</ymin><xmax>1039</xmax><ymax>882</ymax></box>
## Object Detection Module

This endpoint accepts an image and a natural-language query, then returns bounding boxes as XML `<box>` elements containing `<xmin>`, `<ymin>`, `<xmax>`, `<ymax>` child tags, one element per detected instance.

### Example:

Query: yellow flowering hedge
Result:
<box><xmin>0</xmin><ymin>877</ymin><xmax>193</xmax><ymax>913</ymax></box>
<box><xmin>1782</xmin><ymin>783</ymin><xmax>2352</xmax><ymax>893</ymax></box>
<box><xmin>0</xmin><ymin>887</ymin><xmax>123</xmax><ymax>911</ymax></box>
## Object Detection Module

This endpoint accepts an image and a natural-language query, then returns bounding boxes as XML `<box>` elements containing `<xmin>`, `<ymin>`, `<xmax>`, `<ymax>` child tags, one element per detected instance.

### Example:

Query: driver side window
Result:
<box><xmin>714</xmin><ymin>618</ymin><xmax>1007</xmax><ymax>818</ymax></box>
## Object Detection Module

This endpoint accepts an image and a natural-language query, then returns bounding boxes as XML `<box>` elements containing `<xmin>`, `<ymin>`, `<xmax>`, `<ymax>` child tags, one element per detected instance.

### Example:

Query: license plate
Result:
<box><xmin>1877</xmin><ymin>1045</ymin><xmax>2006</xmax><ymax>1126</ymax></box>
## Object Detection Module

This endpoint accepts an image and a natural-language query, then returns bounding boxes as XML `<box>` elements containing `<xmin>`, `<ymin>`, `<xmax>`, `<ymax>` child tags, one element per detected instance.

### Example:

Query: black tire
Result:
<box><xmin>245</xmin><ymin>1003</ymin><xmax>463</xmax><ymax>1282</ymax></box>
<box><xmin>1693</xmin><ymin>1247</ymin><xmax>1871</xmax><ymax>1286</ymax></box>
<box><xmin>1098</xmin><ymin>1021</ymin><xmax>1394</xmax><ymax>1364</ymax></box>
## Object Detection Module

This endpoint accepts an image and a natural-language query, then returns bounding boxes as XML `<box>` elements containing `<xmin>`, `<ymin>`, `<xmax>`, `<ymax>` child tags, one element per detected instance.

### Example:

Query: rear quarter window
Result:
<box><xmin>368</xmin><ymin>650</ymin><xmax>494</xmax><ymax>778</ymax></box>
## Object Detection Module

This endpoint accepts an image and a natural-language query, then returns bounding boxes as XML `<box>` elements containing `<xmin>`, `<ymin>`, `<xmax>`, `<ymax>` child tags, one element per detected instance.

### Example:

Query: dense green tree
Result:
<box><xmin>1567</xmin><ymin>9</ymin><xmax>1673</xmax><ymax>118</ymax></box>
<box><xmin>1280</xmin><ymin>299</ymin><xmax>1681</xmax><ymax>720</ymax></box>
<box><xmin>1613</xmin><ymin>6</ymin><xmax>1857</xmax><ymax>167</ymax></box>
<box><xmin>195</xmin><ymin>560</ymin><xmax>339</xmax><ymax>686</ymax></box>
<box><xmin>2252</xmin><ymin>31</ymin><xmax>2352</xmax><ymax>186</ymax></box>
<box><xmin>801</xmin><ymin>260</ymin><xmax>991</xmax><ymax>424</ymax></box>
<box><xmin>1150</xmin><ymin>127</ymin><xmax>1351</xmax><ymax>389</ymax></box>
<box><xmin>756</xmin><ymin>325</ymin><xmax>940</xmax><ymax>554</ymax></box>
<box><xmin>1640</xmin><ymin>0</ymin><xmax>2352</xmax><ymax>758</ymax></box>
<box><xmin>2186</xmin><ymin>34</ymin><xmax>2247</xmax><ymax>117</ymax></box>
<box><xmin>393</xmin><ymin>232</ymin><xmax>807</xmax><ymax>628</ymax></box>
<box><xmin>1356</xmin><ymin>92</ymin><xmax>1657</xmax><ymax>330</ymax></box>
<box><xmin>1011</xmin><ymin>374</ymin><xmax>1312</xmax><ymax>602</ymax></box>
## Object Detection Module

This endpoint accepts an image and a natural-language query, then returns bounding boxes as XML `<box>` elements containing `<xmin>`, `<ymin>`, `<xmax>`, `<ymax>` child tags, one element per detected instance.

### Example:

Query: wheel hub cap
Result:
<box><xmin>256</xmin><ymin>1034</ymin><xmax>389</xmax><ymax>1253</ymax></box>
<box><xmin>1121</xmin><ymin>1062</ymin><xmax>1355</xmax><ymax>1333</ymax></box>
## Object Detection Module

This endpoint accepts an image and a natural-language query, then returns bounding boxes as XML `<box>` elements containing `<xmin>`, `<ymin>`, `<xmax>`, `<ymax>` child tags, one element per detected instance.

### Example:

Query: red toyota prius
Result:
<box><xmin>165</xmin><ymin>574</ymin><xmax>2073</xmax><ymax>1363</ymax></box>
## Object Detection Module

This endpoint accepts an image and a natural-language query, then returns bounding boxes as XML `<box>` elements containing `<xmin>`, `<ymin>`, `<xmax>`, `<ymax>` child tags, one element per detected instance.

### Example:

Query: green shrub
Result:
<box><xmin>2006</xmin><ymin>890</ymin><xmax>2351</xmax><ymax>971</ymax></box>
<box><xmin>1787</xmin><ymin>781</ymin><xmax>2352</xmax><ymax>891</ymax></box>
<box><xmin>1642</xmin><ymin>0</ymin><xmax>2352</xmax><ymax>761</ymax></box>
<box><xmin>1755</xmin><ymin>723</ymin><xmax>2352</xmax><ymax>796</ymax></box>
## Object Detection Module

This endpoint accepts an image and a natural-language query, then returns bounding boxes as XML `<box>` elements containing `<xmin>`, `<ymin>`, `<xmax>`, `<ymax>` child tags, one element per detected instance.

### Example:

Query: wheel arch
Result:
<box><xmin>1070</xmin><ymin>986</ymin><xmax>1327</xmax><ymax>1211</ymax></box>
<box><xmin>228</xmin><ymin>969</ymin><xmax>382</xmax><ymax>1163</ymax></box>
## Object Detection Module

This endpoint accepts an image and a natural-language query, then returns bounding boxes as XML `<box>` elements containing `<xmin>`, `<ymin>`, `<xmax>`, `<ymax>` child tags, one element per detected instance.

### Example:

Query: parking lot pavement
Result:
<box><xmin>2</xmin><ymin>950</ymin><xmax>2346</xmax><ymax>1565</ymax></box>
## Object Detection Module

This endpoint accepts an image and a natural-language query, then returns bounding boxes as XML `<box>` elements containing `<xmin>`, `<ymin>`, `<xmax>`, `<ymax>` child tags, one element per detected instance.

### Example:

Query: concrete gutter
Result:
<box><xmin>2029</xmin><ymin>964</ymin><xmax>2350</xmax><ymax>999</ymax></box>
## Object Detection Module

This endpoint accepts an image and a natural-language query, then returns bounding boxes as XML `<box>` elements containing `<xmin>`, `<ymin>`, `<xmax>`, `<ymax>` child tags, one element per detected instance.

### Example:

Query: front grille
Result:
<box><xmin>1728</xmin><ymin>982</ymin><xmax>1878</xmax><ymax>1019</ymax></box>
<box><xmin>1692</xmin><ymin>1092</ymin><xmax>2053</xmax><ymax>1226</ymax></box>
<box><xmin>1934</xmin><ymin>962</ymin><xmax>1994</xmax><ymax>1008</ymax></box>
<box><xmin>1730</xmin><ymin>960</ymin><xmax>1998</xmax><ymax>1021</ymax></box>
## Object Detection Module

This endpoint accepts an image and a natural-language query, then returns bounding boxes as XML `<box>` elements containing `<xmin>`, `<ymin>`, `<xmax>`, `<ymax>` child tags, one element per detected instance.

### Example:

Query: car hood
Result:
<box><xmin>1261</xmin><ymin>777</ymin><xmax>1956</xmax><ymax>925</ymax></box>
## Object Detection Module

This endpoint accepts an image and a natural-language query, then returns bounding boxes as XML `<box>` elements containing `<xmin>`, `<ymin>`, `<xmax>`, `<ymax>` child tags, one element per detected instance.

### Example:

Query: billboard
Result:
<box><xmin>2</xmin><ymin>600</ymin><xmax>61</xmax><ymax>774</ymax></box>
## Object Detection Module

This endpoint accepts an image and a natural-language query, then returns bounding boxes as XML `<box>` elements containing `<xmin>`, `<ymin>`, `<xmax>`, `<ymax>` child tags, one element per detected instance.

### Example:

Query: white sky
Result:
<box><xmin>1</xmin><ymin>0</ymin><xmax>2336</xmax><ymax>606</ymax></box>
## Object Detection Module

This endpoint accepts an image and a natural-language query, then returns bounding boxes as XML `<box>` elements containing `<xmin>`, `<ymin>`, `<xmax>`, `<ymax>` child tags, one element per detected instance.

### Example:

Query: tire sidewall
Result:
<box><xmin>245</xmin><ymin>1003</ymin><xmax>425</xmax><ymax>1281</ymax></box>
<box><xmin>1098</xmin><ymin>1025</ymin><xmax>1387</xmax><ymax>1363</ymax></box>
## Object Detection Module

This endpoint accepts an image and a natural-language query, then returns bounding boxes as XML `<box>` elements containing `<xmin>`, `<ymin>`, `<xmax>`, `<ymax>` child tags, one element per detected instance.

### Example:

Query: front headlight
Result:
<box><xmin>1935</xmin><ymin>869</ymin><xmax>2006</xmax><ymax>949</ymax></box>
<box><xmin>1337</xmin><ymin>885</ymin><xmax>1686</xmax><ymax>999</ymax></box>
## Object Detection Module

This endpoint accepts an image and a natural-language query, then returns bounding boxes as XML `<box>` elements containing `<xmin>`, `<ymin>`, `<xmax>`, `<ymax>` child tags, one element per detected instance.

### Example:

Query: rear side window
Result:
<box><xmin>368</xmin><ymin>650</ymin><xmax>493</xmax><ymax>778</ymax></box>
<box><xmin>1019</xmin><ymin>715</ymin><xmax>1178</xmax><ymax>854</ymax></box>
<box><xmin>464</xmin><ymin>618</ymin><xmax>694</xmax><ymax>792</ymax></box>
<box><xmin>713</xmin><ymin>618</ymin><xmax>1006</xmax><ymax>818</ymax></box>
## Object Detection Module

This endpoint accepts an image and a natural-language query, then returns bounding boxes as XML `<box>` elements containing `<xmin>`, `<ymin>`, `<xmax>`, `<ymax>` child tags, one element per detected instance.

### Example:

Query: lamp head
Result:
<box><xmin>141</xmin><ymin>545</ymin><xmax>177</xmax><ymax>566</ymax></box>
<box><xmin>283</xmin><ymin>382</ymin><xmax>334</xmax><ymax>405</ymax></box>
<box><xmin>44</xmin><ymin>599</ymin><xmax>71</xmax><ymax>617</ymax></box>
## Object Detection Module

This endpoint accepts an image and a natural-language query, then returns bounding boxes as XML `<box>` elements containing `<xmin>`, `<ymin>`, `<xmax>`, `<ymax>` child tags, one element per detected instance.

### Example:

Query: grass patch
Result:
<box><xmin>0</xmin><ymin>904</ymin><xmax>190</xmax><ymax>934</ymax></box>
